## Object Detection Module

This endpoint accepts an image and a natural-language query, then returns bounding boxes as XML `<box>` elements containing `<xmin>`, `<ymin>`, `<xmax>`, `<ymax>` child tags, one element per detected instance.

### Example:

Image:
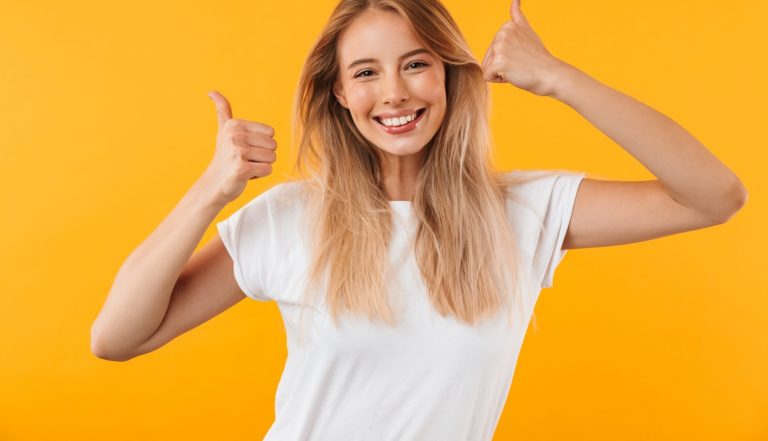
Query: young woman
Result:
<box><xmin>91</xmin><ymin>0</ymin><xmax>747</xmax><ymax>439</ymax></box>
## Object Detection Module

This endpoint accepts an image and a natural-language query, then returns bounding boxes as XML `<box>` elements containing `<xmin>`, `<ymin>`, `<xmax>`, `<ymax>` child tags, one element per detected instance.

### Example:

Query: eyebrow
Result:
<box><xmin>346</xmin><ymin>48</ymin><xmax>431</xmax><ymax>71</ymax></box>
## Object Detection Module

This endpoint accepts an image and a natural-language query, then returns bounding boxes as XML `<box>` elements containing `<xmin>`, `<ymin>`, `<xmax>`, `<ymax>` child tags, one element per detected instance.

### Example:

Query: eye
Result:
<box><xmin>352</xmin><ymin>61</ymin><xmax>430</xmax><ymax>79</ymax></box>
<box><xmin>353</xmin><ymin>69</ymin><xmax>374</xmax><ymax>79</ymax></box>
<box><xmin>407</xmin><ymin>61</ymin><xmax>429</xmax><ymax>69</ymax></box>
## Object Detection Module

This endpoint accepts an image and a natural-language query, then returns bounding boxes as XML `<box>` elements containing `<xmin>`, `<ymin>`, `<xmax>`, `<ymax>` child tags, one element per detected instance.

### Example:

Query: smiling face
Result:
<box><xmin>333</xmin><ymin>8</ymin><xmax>447</xmax><ymax>170</ymax></box>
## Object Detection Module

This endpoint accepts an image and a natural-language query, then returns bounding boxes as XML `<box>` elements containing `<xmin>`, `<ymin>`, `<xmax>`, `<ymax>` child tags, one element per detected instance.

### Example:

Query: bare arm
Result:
<box><xmin>480</xmin><ymin>2</ymin><xmax>747</xmax><ymax>250</ymax></box>
<box><xmin>90</xmin><ymin>90</ymin><xmax>278</xmax><ymax>361</ymax></box>
<box><xmin>550</xmin><ymin>63</ymin><xmax>747</xmax><ymax>223</ymax></box>
<box><xmin>90</xmin><ymin>180</ymin><xmax>225</xmax><ymax>361</ymax></box>
<box><xmin>485</xmin><ymin>2</ymin><xmax>746</xmax><ymax>220</ymax></box>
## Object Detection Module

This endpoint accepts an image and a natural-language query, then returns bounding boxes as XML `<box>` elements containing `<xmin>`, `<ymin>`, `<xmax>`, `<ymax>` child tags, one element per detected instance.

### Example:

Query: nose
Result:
<box><xmin>381</xmin><ymin>73</ymin><xmax>410</xmax><ymax>105</ymax></box>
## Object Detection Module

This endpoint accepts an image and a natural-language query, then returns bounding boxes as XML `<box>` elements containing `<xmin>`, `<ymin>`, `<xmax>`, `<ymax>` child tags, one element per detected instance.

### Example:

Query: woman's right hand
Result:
<box><xmin>197</xmin><ymin>90</ymin><xmax>278</xmax><ymax>206</ymax></box>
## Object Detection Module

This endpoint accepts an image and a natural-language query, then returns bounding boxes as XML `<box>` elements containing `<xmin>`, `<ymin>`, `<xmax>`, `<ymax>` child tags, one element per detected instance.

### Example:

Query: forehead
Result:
<box><xmin>336</xmin><ymin>9</ymin><xmax>425</xmax><ymax>63</ymax></box>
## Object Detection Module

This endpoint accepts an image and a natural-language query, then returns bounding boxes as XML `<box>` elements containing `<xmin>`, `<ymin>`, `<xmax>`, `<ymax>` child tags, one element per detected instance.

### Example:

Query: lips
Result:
<box><xmin>373</xmin><ymin>108</ymin><xmax>425</xmax><ymax>126</ymax></box>
<box><xmin>374</xmin><ymin>107</ymin><xmax>427</xmax><ymax>135</ymax></box>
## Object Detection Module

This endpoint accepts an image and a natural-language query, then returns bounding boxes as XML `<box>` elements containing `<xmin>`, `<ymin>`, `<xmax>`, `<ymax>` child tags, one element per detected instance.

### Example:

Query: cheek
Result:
<box><xmin>414</xmin><ymin>71</ymin><xmax>446</xmax><ymax>105</ymax></box>
<box><xmin>347</xmin><ymin>87</ymin><xmax>376</xmax><ymax>112</ymax></box>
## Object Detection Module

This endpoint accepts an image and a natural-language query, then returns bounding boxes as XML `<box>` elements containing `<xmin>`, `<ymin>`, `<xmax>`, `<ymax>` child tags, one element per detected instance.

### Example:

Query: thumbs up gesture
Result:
<box><xmin>480</xmin><ymin>0</ymin><xmax>570</xmax><ymax>97</ymax></box>
<box><xmin>197</xmin><ymin>90</ymin><xmax>278</xmax><ymax>206</ymax></box>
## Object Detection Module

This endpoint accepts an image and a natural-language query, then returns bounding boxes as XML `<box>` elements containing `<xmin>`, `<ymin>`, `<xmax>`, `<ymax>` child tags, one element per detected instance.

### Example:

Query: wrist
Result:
<box><xmin>545</xmin><ymin>61</ymin><xmax>582</xmax><ymax>101</ymax></box>
<box><xmin>188</xmin><ymin>176</ymin><xmax>228</xmax><ymax>214</ymax></box>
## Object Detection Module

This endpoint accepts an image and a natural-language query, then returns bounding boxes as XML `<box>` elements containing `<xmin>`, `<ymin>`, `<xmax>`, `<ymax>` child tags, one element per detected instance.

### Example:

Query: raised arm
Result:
<box><xmin>90</xmin><ymin>180</ymin><xmax>227</xmax><ymax>360</ymax></box>
<box><xmin>551</xmin><ymin>64</ymin><xmax>746</xmax><ymax>249</ymax></box>
<box><xmin>549</xmin><ymin>63</ymin><xmax>747</xmax><ymax>221</ymax></box>
<box><xmin>481</xmin><ymin>0</ymin><xmax>747</xmax><ymax>249</ymax></box>
<box><xmin>90</xmin><ymin>90</ymin><xmax>278</xmax><ymax>360</ymax></box>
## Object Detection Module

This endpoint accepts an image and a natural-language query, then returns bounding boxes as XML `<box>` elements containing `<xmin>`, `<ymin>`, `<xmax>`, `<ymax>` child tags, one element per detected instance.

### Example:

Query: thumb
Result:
<box><xmin>510</xmin><ymin>0</ymin><xmax>525</xmax><ymax>24</ymax></box>
<box><xmin>208</xmin><ymin>90</ymin><xmax>233</xmax><ymax>129</ymax></box>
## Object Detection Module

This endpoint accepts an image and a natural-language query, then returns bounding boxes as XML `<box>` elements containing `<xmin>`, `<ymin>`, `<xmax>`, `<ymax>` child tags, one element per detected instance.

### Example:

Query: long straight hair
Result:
<box><xmin>286</xmin><ymin>0</ymin><xmax>532</xmax><ymax>335</ymax></box>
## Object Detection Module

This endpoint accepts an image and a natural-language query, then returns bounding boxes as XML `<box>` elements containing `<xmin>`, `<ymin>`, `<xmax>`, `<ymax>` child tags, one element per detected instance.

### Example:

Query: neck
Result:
<box><xmin>380</xmin><ymin>148</ymin><xmax>425</xmax><ymax>201</ymax></box>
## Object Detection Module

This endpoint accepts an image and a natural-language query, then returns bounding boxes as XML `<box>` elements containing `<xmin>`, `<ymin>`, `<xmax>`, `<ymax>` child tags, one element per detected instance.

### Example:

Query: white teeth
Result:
<box><xmin>380</xmin><ymin>111</ymin><xmax>418</xmax><ymax>127</ymax></box>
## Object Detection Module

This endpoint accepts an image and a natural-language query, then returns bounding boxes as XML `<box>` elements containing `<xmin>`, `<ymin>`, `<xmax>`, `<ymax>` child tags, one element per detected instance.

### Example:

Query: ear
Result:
<box><xmin>333</xmin><ymin>80</ymin><xmax>349</xmax><ymax>109</ymax></box>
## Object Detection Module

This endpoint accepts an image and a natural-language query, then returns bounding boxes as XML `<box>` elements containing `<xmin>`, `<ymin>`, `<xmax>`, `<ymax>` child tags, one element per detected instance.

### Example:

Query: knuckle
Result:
<box><xmin>258</xmin><ymin>134</ymin><xmax>277</xmax><ymax>150</ymax></box>
<box><xmin>224</xmin><ymin>125</ymin><xmax>239</xmax><ymax>140</ymax></box>
<box><xmin>226</xmin><ymin>119</ymin><xmax>245</xmax><ymax>134</ymax></box>
<box><xmin>259</xmin><ymin>124</ymin><xmax>275</xmax><ymax>136</ymax></box>
<box><xmin>236</xmin><ymin>163</ymin><xmax>250</xmax><ymax>176</ymax></box>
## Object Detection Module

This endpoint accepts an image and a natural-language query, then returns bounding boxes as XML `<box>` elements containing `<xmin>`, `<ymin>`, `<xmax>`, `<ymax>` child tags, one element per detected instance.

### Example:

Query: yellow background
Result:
<box><xmin>1</xmin><ymin>0</ymin><xmax>765</xmax><ymax>439</ymax></box>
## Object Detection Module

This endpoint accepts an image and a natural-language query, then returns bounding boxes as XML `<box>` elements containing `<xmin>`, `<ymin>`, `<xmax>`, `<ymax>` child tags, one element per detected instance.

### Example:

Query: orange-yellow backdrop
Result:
<box><xmin>1</xmin><ymin>0</ymin><xmax>765</xmax><ymax>439</ymax></box>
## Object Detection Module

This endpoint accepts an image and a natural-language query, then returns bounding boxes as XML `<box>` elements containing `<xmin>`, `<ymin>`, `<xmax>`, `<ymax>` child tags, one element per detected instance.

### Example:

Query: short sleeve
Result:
<box><xmin>216</xmin><ymin>186</ymin><xmax>280</xmax><ymax>302</ymax></box>
<box><xmin>535</xmin><ymin>172</ymin><xmax>585</xmax><ymax>289</ymax></box>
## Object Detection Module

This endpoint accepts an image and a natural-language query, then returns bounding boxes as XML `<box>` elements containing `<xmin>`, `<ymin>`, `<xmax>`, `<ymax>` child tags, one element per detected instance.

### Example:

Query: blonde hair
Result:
<box><xmin>285</xmin><ymin>0</ymin><xmax>532</xmax><ymax>337</ymax></box>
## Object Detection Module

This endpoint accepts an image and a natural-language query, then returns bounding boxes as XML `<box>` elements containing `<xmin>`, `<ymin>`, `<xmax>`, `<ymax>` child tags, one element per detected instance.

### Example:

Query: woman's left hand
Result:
<box><xmin>480</xmin><ymin>0</ymin><xmax>570</xmax><ymax>97</ymax></box>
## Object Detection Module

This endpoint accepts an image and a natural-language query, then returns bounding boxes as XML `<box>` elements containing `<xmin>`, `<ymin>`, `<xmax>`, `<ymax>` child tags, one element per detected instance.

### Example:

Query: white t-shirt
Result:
<box><xmin>216</xmin><ymin>169</ymin><xmax>585</xmax><ymax>441</ymax></box>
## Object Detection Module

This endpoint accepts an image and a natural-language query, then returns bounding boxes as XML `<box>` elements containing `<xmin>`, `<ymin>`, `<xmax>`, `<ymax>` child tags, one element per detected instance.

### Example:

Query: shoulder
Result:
<box><xmin>221</xmin><ymin>180</ymin><xmax>310</xmax><ymax>232</ymax></box>
<box><xmin>503</xmin><ymin>168</ymin><xmax>585</xmax><ymax>193</ymax></box>
<box><xmin>500</xmin><ymin>168</ymin><xmax>586</xmax><ymax>224</ymax></box>
<box><xmin>271</xmin><ymin>179</ymin><xmax>310</xmax><ymax>204</ymax></box>
<box><xmin>239</xmin><ymin>179</ymin><xmax>310</xmax><ymax>210</ymax></box>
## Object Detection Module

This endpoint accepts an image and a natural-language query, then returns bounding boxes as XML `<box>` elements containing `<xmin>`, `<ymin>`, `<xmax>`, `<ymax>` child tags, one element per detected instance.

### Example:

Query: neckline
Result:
<box><xmin>388</xmin><ymin>200</ymin><xmax>411</xmax><ymax>212</ymax></box>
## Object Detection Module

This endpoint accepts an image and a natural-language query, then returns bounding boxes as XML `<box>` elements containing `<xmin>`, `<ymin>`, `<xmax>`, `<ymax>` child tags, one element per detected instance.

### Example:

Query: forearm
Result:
<box><xmin>91</xmin><ymin>180</ymin><xmax>225</xmax><ymax>360</ymax></box>
<box><xmin>548</xmin><ymin>62</ymin><xmax>747</xmax><ymax>221</ymax></box>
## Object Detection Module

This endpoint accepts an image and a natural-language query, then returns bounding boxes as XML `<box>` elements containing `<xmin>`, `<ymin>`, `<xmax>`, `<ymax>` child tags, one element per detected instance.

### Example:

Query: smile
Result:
<box><xmin>373</xmin><ymin>108</ymin><xmax>426</xmax><ymax>135</ymax></box>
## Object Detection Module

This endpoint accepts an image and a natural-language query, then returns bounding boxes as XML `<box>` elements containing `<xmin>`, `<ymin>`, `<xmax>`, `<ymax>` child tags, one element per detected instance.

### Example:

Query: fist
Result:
<box><xmin>480</xmin><ymin>0</ymin><xmax>567</xmax><ymax>97</ymax></box>
<box><xmin>199</xmin><ymin>90</ymin><xmax>277</xmax><ymax>205</ymax></box>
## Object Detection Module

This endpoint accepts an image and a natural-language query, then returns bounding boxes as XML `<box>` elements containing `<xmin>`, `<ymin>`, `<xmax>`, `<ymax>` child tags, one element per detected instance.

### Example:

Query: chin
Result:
<box><xmin>373</xmin><ymin>139</ymin><xmax>428</xmax><ymax>156</ymax></box>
